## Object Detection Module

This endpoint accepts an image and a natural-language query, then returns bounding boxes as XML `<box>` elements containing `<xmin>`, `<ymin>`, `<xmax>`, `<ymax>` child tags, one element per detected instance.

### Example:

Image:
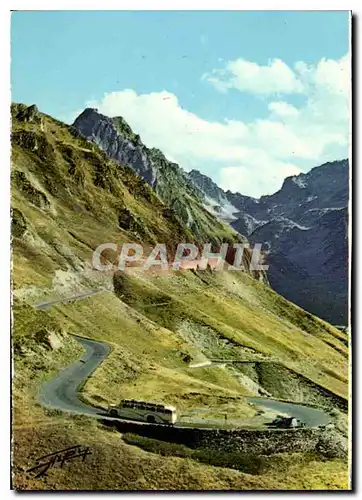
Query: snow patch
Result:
<box><xmin>292</xmin><ymin>176</ymin><xmax>307</xmax><ymax>188</ymax></box>
<box><xmin>203</xmin><ymin>195</ymin><xmax>239</xmax><ymax>222</ymax></box>
<box><xmin>293</xmin><ymin>222</ymin><xmax>310</xmax><ymax>231</ymax></box>
<box><xmin>273</xmin><ymin>216</ymin><xmax>310</xmax><ymax>231</ymax></box>
<box><xmin>307</xmin><ymin>207</ymin><xmax>344</xmax><ymax>215</ymax></box>
<box><xmin>240</xmin><ymin>213</ymin><xmax>268</xmax><ymax>235</ymax></box>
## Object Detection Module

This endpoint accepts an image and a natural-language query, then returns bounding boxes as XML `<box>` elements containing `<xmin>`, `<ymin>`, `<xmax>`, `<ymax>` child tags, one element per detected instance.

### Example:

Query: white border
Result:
<box><xmin>2</xmin><ymin>3</ymin><xmax>358</xmax><ymax>497</ymax></box>
<box><xmin>4</xmin><ymin>2</ymin><xmax>360</xmax><ymax>10</ymax></box>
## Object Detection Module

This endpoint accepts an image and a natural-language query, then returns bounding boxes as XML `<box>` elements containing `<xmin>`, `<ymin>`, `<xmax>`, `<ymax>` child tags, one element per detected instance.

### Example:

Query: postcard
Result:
<box><xmin>10</xmin><ymin>8</ymin><xmax>351</xmax><ymax>491</ymax></box>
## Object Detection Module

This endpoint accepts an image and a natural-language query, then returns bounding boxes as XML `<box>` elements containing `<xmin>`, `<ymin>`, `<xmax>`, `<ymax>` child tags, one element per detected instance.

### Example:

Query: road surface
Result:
<box><xmin>38</xmin><ymin>336</ymin><xmax>331</xmax><ymax>428</ymax></box>
<box><xmin>38</xmin><ymin>335</ymin><xmax>110</xmax><ymax>417</ymax></box>
<box><xmin>247</xmin><ymin>397</ymin><xmax>330</xmax><ymax>427</ymax></box>
<box><xmin>35</xmin><ymin>289</ymin><xmax>107</xmax><ymax>310</ymax></box>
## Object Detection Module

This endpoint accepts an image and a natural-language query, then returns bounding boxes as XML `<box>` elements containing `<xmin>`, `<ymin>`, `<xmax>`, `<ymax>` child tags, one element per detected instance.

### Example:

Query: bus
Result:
<box><xmin>107</xmin><ymin>399</ymin><xmax>178</xmax><ymax>425</ymax></box>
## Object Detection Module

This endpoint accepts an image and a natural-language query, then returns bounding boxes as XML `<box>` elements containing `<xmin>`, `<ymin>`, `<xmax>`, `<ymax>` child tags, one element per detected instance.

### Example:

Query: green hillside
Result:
<box><xmin>11</xmin><ymin>104</ymin><xmax>349</xmax><ymax>490</ymax></box>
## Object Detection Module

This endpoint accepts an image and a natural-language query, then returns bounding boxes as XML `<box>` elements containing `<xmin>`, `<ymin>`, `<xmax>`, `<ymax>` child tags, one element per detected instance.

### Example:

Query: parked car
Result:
<box><xmin>269</xmin><ymin>416</ymin><xmax>305</xmax><ymax>428</ymax></box>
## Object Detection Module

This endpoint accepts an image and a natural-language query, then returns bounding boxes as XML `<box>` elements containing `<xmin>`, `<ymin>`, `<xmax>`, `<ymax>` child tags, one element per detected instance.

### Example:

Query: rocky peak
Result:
<box><xmin>12</xmin><ymin>103</ymin><xmax>44</xmax><ymax>130</ymax></box>
<box><xmin>185</xmin><ymin>160</ymin><xmax>349</xmax><ymax>324</ymax></box>
<box><xmin>73</xmin><ymin>108</ymin><xmax>245</xmax><ymax>246</ymax></box>
<box><xmin>188</xmin><ymin>169</ymin><xmax>225</xmax><ymax>204</ymax></box>
<box><xmin>73</xmin><ymin>108</ymin><xmax>157</xmax><ymax>187</ymax></box>
<box><xmin>187</xmin><ymin>170</ymin><xmax>239</xmax><ymax>223</ymax></box>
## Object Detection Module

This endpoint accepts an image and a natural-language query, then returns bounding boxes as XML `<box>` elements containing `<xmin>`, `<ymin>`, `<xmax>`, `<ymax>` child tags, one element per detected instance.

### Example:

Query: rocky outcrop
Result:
<box><xmin>118</xmin><ymin>208</ymin><xmax>148</xmax><ymax>239</ymax></box>
<box><xmin>12</xmin><ymin>103</ymin><xmax>43</xmax><ymax>126</ymax></box>
<box><xmin>73</xmin><ymin>109</ymin><xmax>204</xmax><ymax>212</ymax></box>
<box><xmin>11</xmin><ymin>170</ymin><xmax>50</xmax><ymax>209</ymax></box>
<box><xmin>316</xmin><ymin>429</ymin><xmax>348</xmax><ymax>459</ymax></box>
<box><xmin>73</xmin><ymin>108</ymin><xmax>248</xmax><ymax>247</ymax></box>
<box><xmin>188</xmin><ymin>169</ymin><xmax>229</xmax><ymax>206</ymax></box>
<box><xmin>188</xmin><ymin>169</ymin><xmax>239</xmax><ymax>223</ymax></box>
<box><xmin>73</xmin><ymin>108</ymin><xmax>157</xmax><ymax>186</ymax></box>
<box><xmin>11</xmin><ymin>208</ymin><xmax>27</xmax><ymax>238</ymax></box>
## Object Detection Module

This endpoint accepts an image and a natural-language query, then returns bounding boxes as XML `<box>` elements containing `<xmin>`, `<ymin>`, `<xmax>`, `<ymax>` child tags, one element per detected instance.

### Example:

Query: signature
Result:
<box><xmin>26</xmin><ymin>445</ymin><xmax>92</xmax><ymax>478</ymax></box>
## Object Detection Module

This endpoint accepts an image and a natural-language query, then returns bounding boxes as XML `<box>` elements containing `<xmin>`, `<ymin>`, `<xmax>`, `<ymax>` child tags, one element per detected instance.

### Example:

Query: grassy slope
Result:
<box><xmin>11</xmin><ymin>104</ymin><xmax>349</xmax><ymax>490</ymax></box>
<box><xmin>112</xmin><ymin>114</ymin><xmax>243</xmax><ymax>244</ymax></box>
<box><xmin>13</xmin><ymin>419</ymin><xmax>349</xmax><ymax>490</ymax></box>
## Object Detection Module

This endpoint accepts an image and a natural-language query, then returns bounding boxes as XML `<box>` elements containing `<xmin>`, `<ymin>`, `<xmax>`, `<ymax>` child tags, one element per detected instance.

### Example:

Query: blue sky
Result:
<box><xmin>11</xmin><ymin>11</ymin><xmax>350</xmax><ymax>197</ymax></box>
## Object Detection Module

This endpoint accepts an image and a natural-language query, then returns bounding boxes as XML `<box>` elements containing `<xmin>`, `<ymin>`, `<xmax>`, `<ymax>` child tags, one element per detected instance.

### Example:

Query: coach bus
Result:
<box><xmin>108</xmin><ymin>399</ymin><xmax>178</xmax><ymax>425</ymax></box>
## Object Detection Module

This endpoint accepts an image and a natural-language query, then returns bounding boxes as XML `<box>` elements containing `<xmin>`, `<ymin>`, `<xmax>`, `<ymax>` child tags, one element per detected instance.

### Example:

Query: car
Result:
<box><xmin>270</xmin><ymin>416</ymin><xmax>304</xmax><ymax>428</ymax></box>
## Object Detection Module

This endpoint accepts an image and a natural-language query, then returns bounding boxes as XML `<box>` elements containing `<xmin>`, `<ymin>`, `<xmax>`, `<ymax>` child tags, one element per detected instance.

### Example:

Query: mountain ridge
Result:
<box><xmin>11</xmin><ymin>103</ymin><xmax>349</xmax><ymax>490</ymax></box>
<box><xmin>189</xmin><ymin>160</ymin><xmax>349</xmax><ymax>324</ymax></box>
<box><xmin>72</xmin><ymin>106</ymin><xmax>349</xmax><ymax>324</ymax></box>
<box><xmin>73</xmin><ymin>108</ymin><xmax>242</xmax><ymax>245</ymax></box>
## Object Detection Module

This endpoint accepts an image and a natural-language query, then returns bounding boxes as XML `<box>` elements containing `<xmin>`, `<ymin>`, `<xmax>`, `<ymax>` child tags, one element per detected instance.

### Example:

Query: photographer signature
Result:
<box><xmin>26</xmin><ymin>445</ymin><xmax>92</xmax><ymax>478</ymax></box>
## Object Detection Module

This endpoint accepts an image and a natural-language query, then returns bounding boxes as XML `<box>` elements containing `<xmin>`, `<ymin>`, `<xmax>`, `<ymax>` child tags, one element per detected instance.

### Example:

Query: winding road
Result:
<box><xmin>39</xmin><ymin>335</ymin><xmax>110</xmax><ymax>417</ymax></box>
<box><xmin>246</xmin><ymin>397</ymin><xmax>330</xmax><ymax>427</ymax></box>
<box><xmin>38</xmin><ymin>335</ymin><xmax>331</xmax><ymax>428</ymax></box>
<box><xmin>35</xmin><ymin>289</ymin><xmax>105</xmax><ymax>310</ymax></box>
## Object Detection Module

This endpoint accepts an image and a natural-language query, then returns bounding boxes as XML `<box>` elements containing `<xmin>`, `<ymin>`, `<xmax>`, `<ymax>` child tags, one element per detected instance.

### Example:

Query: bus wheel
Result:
<box><xmin>147</xmin><ymin>415</ymin><xmax>156</xmax><ymax>423</ymax></box>
<box><xmin>109</xmin><ymin>409</ymin><xmax>118</xmax><ymax>417</ymax></box>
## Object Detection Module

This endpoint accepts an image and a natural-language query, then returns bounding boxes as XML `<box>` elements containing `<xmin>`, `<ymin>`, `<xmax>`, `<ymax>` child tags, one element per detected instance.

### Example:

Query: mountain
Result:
<box><xmin>187</xmin><ymin>169</ymin><xmax>239</xmax><ymax>223</ymax></box>
<box><xmin>11</xmin><ymin>104</ymin><xmax>348</xmax><ymax>490</ymax></box>
<box><xmin>189</xmin><ymin>161</ymin><xmax>349</xmax><ymax>325</ymax></box>
<box><xmin>73</xmin><ymin>106</ymin><xmax>349</xmax><ymax>321</ymax></box>
<box><xmin>73</xmin><ymin>108</ymin><xmax>241</xmax><ymax>245</ymax></box>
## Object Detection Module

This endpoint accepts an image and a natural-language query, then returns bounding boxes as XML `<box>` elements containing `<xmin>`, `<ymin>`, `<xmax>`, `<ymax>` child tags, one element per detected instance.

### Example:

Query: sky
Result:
<box><xmin>11</xmin><ymin>10</ymin><xmax>350</xmax><ymax>197</ymax></box>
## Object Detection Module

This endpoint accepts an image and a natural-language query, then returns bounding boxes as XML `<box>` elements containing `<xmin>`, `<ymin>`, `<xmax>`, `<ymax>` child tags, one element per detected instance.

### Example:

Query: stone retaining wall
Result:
<box><xmin>103</xmin><ymin>419</ymin><xmax>323</xmax><ymax>455</ymax></box>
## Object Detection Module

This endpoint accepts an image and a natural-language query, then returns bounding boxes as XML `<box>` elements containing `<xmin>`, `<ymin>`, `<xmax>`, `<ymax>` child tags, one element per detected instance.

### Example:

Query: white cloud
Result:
<box><xmin>268</xmin><ymin>101</ymin><xmax>300</xmax><ymax>118</ymax></box>
<box><xmin>77</xmin><ymin>53</ymin><xmax>349</xmax><ymax>198</ymax></box>
<box><xmin>295</xmin><ymin>54</ymin><xmax>350</xmax><ymax>96</ymax></box>
<box><xmin>204</xmin><ymin>54</ymin><xmax>350</xmax><ymax>102</ymax></box>
<box><xmin>86</xmin><ymin>90</ymin><xmax>251</xmax><ymax>164</ymax></box>
<box><xmin>204</xmin><ymin>58</ymin><xmax>304</xmax><ymax>95</ymax></box>
<box><xmin>220</xmin><ymin>161</ymin><xmax>301</xmax><ymax>196</ymax></box>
